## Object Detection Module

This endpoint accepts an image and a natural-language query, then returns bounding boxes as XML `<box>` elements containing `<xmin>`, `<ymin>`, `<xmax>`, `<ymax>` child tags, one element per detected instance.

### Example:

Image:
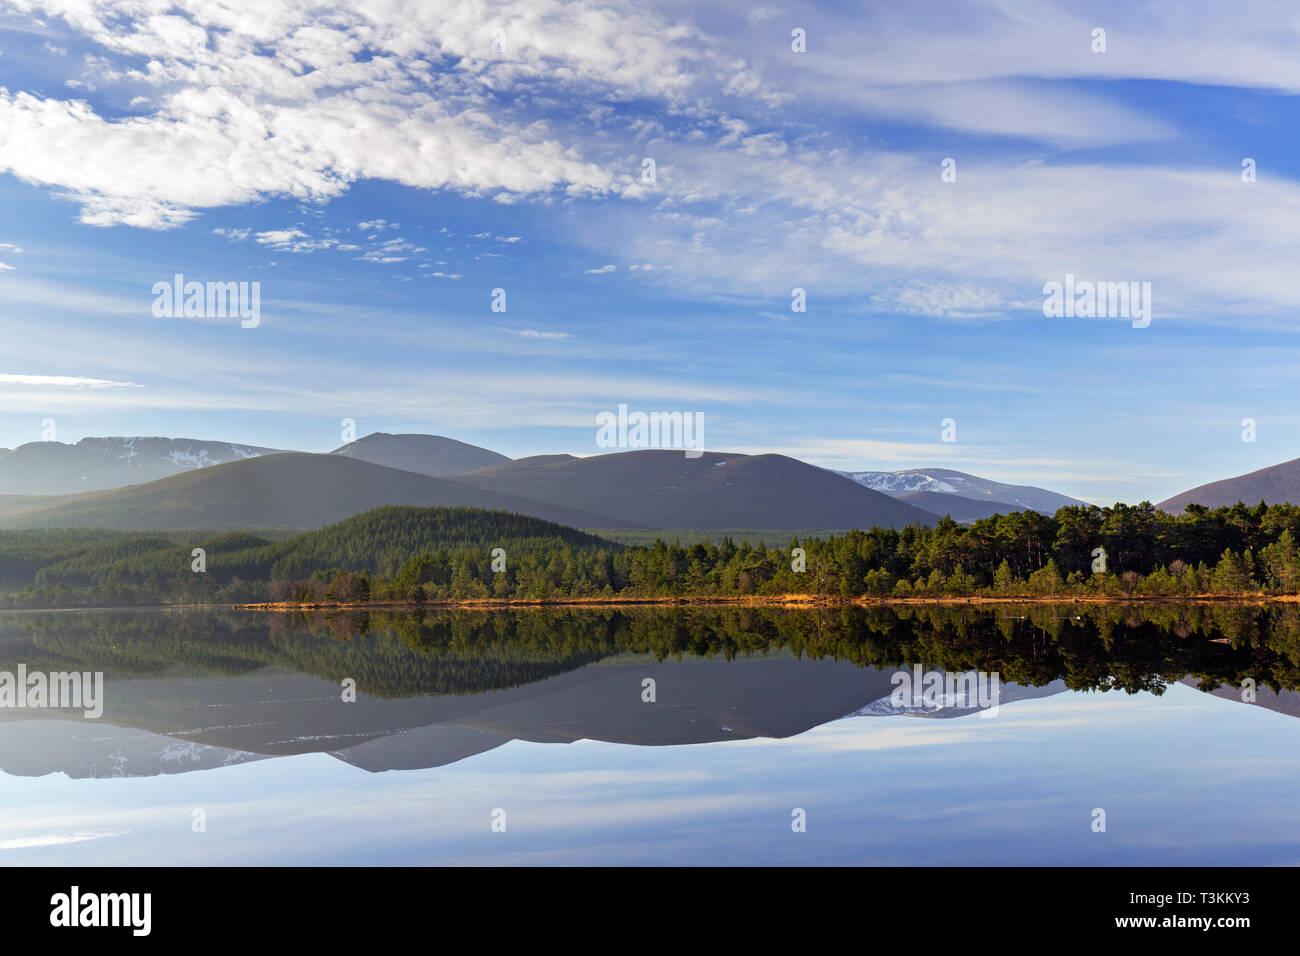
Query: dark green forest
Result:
<box><xmin>3</xmin><ymin>500</ymin><xmax>1300</xmax><ymax>607</ymax></box>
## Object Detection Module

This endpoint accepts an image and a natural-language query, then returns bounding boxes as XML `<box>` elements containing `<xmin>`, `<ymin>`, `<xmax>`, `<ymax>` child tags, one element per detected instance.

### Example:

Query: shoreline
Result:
<box><xmin>230</xmin><ymin>592</ymin><xmax>1293</xmax><ymax>611</ymax></box>
<box><xmin>3</xmin><ymin>593</ymin><xmax>1293</xmax><ymax>613</ymax></box>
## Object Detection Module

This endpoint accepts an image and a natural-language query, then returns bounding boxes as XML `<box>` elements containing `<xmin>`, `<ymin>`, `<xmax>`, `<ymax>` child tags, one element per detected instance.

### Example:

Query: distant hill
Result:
<box><xmin>0</xmin><ymin>437</ymin><xmax>288</xmax><ymax>495</ymax></box>
<box><xmin>255</xmin><ymin>505</ymin><xmax>615</xmax><ymax>579</ymax></box>
<box><xmin>897</xmin><ymin>491</ymin><xmax>1029</xmax><ymax>523</ymax></box>
<box><xmin>0</xmin><ymin>453</ymin><xmax>628</xmax><ymax>531</ymax></box>
<box><xmin>841</xmin><ymin>468</ymin><xmax>1085</xmax><ymax>514</ymax></box>
<box><xmin>1159</xmin><ymin>456</ymin><xmax>1300</xmax><ymax>512</ymax></box>
<box><xmin>8</xmin><ymin>506</ymin><xmax>618</xmax><ymax>591</ymax></box>
<box><xmin>331</xmin><ymin>432</ymin><xmax>509</xmax><ymax>476</ymax></box>
<box><xmin>446</xmin><ymin>450</ymin><xmax>934</xmax><ymax>530</ymax></box>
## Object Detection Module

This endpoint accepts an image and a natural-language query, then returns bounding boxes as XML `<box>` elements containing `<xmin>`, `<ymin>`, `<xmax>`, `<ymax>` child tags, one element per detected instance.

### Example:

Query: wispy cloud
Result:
<box><xmin>502</xmin><ymin>329</ymin><xmax>570</xmax><ymax>340</ymax></box>
<box><xmin>0</xmin><ymin>373</ymin><xmax>142</xmax><ymax>388</ymax></box>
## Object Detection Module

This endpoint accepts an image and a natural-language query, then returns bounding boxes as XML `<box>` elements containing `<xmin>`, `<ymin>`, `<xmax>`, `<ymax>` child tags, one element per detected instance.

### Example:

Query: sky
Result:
<box><xmin>2</xmin><ymin>0</ymin><xmax>1300</xmax><ymax>504</ymax></box>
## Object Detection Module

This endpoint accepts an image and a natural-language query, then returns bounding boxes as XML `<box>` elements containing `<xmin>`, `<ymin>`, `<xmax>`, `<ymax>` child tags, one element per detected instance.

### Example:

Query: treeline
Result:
<box><xmin>0</xmin><ymin>506</ymin><xmax>614</xmax><ymax>607</ymax></box>
<box><xmin>271</xmin><ymin>501</ymin><xmax>1300</xmax><ymax>604</ymax></box>
<box><xmin>6</xmin><ymin>500</ymin><xmax>1300</xmax><ymax>608</ymax></box>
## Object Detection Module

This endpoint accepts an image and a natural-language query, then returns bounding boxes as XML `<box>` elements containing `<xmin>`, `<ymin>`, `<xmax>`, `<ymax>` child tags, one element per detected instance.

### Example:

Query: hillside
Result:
<box><xmin>1159</xmin><ymin>456</ymin><xmax>1300</xmax><ymax>512</ymax></box>
<box><xmin>897</xmin><ymin>491</ymin><xmax>1027</xmax><ymax>523</ymax></box>
<box><xmin>0</xmin><ymin>453</ymin><xmax>626</xmax><ymax>531</ymax></box>
<box><xmin>446</xmin><ymin>450</ymin><xmax>935</xmax><ymax>530</ymax></box>
<box><xmin>250</xmin><ymin>505</ymin><xmax>614</xmax><ymax>579</ymax></box>
<box><xmin>331</xmin><ymin>432</ymin><xmax>509</xmax><ymax>476</ymax></box>
<box><xmin>10</xmin><ymin>505</ymin><xmax>617</xmax><ymax>594</ymax></box>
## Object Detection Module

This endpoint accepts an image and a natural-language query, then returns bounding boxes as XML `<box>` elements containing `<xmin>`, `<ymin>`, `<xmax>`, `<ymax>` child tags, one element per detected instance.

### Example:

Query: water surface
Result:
<box><xmin>1</xmin><ymin>604</ymin><xmax>1297</xmax><ymax>865</ymax></box>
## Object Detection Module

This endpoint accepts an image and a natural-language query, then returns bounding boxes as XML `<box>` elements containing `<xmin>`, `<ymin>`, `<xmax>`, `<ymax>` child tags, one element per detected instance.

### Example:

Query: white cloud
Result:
<box><xmin>747</xmin><ymin>7</ymin><xmax>784</xmax><ymax>26</ymax></box>
<box><xmin>877</xmin><ymin>282</ymin><xmax>1034</xmax><ymax>320</ymax></box>
<box><xmin>504</xmin><ymin>328</ymin><xmax>569</xmax><ymax>339</ymax></box>
<box><xmin>0</xmin><ymin>0</ymin><xmax>743</xmax><ymax>228</ymax></box>
<box><xmin>584</xmin><ymin>264</ymin><xmax>616</xmax><ymax>274</ymax></box>
<box><xmin>0</xmin><ymin>831</ymin><xmax>126</xmax><ymax>850</ymax></box>
<box><xmin>4</xmin><ymin>0</ymin><xmax>1300</xmax><ymax>328</ymax></box>
<box><xmin>254</xmin><ymin>228</ymin><xmax>337</xmax><ymax>253</ymax></box>
<box><xmin>566</xmin><ymin>143</ymin><xmax>1300</xmax><ymax>323</ymax></box>
<box><xmin>0</xmin><ymin>373</ymin><xmax>142</xmax><ymax>388</ymax></box>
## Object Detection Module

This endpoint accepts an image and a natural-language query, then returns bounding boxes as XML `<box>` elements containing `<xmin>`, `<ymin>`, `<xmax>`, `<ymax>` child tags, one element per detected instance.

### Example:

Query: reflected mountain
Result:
<box><xmin>847</xmin><ymin>679</ymin><xmax>1070</xmax><ymax>718</ymax></box>
<box><xmin>2</xmin><ymin>602</ymin><xmax>1299</xmax><ymax>778</ymax></box>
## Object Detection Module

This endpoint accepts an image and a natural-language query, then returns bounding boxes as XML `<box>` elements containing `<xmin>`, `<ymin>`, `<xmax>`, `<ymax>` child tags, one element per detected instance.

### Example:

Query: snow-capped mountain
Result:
<box><xmin>838</xmin><ymin>467</ymin><xmax>1086</xmax><ymax>515</ymax></box>
<box><xmin>0</xmin><ymin>437</ymin><xmax>289</xmax><ymax>495</ymax></box>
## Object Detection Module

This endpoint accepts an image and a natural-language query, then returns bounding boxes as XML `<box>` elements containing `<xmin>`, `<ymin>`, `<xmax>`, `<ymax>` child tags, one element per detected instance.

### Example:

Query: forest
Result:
<box><xmin>3</xmin><ymin>500</ymin><xmax>1300</xmax><ymax>607</ymax></box>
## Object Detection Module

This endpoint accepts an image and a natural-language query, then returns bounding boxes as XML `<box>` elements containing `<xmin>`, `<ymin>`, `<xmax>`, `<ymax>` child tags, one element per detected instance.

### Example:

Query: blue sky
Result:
<box><xmin>3</xmin><ymin>0</ymin><xmax>1300</xmax><ymax>504</ymax></box>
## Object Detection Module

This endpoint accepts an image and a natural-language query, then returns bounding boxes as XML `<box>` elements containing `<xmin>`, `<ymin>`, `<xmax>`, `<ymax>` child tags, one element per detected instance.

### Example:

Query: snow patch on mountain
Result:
<box><xmin>80</xmin><ymin>438</ymin><xmax>280</xmax><ymax>473</ymax></box>
<box><xmin>844</xmin><ymin>678</ymin><xmax>989</xmax><ymax>719</ymax></box>
<box><xmin>841</xmin><ymin>678</ymin><xmax>1070</xmax><ymax>720</ymax></box>
<box><xmin>847</xmin><ymin>471</ymin><xmax>962</xmax><ymax>496</ymax></box>
<box><xmin>837</xmin><ymin>467</ymin><xmax>1085</xmax><ymax>514</ymax></box>
<box><xmin>0</xmin><ymin>437</ymin><xmax>290</xmax><ymax>495</ymax></box>
<box><xmin>165</xmin><ymin>444</ymin><xmax>263</xmax><ymax>469</ymax></box>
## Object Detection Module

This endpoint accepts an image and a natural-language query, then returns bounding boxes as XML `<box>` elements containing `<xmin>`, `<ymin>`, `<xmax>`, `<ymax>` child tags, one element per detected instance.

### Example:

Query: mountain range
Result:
<box><xmin>444</xmin><ymin>450</ymin><xmax>934</xmax><ymax>531</ymax></box>
<box><xmin>0</xmin><ymin>654</ymin><xmax>1060</xmax><ymax>778</ymax></box>
<box><xmin>0</xmin><ymin>432</ymin><xmax>511</xmax><ymax>497</ymax></box>
<box><xmin>7</xmin><ymin>429</ymin><xmax>1290</xmax><ymax>532</ymax></box>
<box><xmin>0</xmin><ymin>447</ymin><xmax>938</xmax><ymax>532</ymax></box>
<box><xmin>0</xmin><ymin>437</ymin><xmax>287</xmax><ymax>495</ymax></box>
<box><xmin>0</xmin><ymin>453</ymin><xmax>620</xmax><ymax>531</ymax></box>
<box><xmin>1</xmin><ymin>656</ymin><xmax>1286</xmax><ymax>780</ymax></box>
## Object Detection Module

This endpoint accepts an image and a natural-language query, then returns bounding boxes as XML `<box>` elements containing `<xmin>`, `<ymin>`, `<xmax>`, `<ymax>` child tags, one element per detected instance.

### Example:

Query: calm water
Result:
<box><xmin>1</xmin><ymin>604</ymin><xmax>1298</xmax><ymax>865</ymax></box>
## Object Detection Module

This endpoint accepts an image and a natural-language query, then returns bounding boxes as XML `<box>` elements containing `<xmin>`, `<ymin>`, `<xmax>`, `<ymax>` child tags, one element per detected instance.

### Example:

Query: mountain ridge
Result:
<box><xmin>0</xmin><ymin>437</ymin><xmax>290</xmax><ymax>495</ymax></box>
<box><xmin>1159</xmin><ymin>456</ymin><xmax>1300</xmax><ymax>512</ymax></box>
<box><xmin>446</xmin><ymin>449</ymin><xmax>936</xmax><ymax>530</ymax></box>
<box><xmin>0</xmin><ymin>431</ymin><xmax>1114</xmax><ymax>531</ymax></box>
<box><xmin>330</xmin><ymin>432</ymin><xmax>509</xmax><ymax>476</ymax></box>
<box><xmin>0</xmin><ymin>453</ymin><xmax>626</xmax><ymax>531</ymax></box>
